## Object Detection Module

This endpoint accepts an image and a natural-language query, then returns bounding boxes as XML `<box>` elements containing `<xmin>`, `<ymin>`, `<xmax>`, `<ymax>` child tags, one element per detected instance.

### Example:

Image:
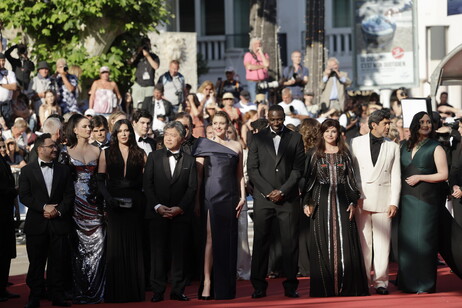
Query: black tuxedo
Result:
<box><xmin>140</xmin><ymin>97</ymin><xmax>174</xmax><ymax>122</ymax></box>
<box><xmin>143</xmin><ymin>148</ymin><xmax>197</xmax><ymax>295</ymax></box>
<box><xmin>247</xmin><ymin>126</ymin><xmax>305</xmax><ymax>293</ymax></box>
<box><xmin>0</xmin><ymin>155</ymin><xmax>17</xmax><ymax>293</ymax></box>
<box><xmin>19</xmin><ymin>160</ymin><xmax>74</xmax><ymax>302</ymax></box>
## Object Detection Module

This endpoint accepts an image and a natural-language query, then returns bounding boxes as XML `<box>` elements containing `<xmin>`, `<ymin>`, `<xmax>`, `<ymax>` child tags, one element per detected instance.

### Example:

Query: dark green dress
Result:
<box><xmin>398</xmin><ymin>139</ymin><xmax>446</xmax><ymax>293</ymax></box>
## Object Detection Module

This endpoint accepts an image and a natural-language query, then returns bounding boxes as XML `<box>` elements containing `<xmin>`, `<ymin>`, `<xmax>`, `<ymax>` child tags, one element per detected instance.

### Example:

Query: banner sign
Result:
<box><xmin>354</xmin><ymin>0</ymin><xmax>417</xmax><ymax>89</ymax></box>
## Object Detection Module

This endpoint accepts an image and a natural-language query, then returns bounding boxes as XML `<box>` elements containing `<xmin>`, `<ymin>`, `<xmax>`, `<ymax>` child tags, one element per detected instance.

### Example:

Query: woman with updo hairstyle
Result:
<box><xmin>193</xmin><ymin>111</ymin><xmax>246</xmax><ymax>300</ymax></box>
<box><xmin>303</xmin><ymin>119</ymin><xmax>368</xmax><ymax>297</ymax></box>
<box><xmin>98</xmin><ymin>119</ymin><xmax>147</xmax><ymax>302</ymax></box>
<box><xmin>64</xmin><ymin>113</ymin><xmax>105</xmax><ymax>304</ymax></box>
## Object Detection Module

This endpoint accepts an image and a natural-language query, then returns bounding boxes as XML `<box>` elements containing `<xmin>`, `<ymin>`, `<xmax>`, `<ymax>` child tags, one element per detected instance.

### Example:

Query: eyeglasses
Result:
<box><xmin>40</xmin><ymin>144</ymin><xmax>57</xmax><ymax>149</ymax></box>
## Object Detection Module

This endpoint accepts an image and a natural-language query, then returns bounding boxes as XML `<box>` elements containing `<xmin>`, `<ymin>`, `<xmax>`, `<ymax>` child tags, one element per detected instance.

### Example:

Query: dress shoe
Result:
<box><xmin>170</xmin><ymin>293</ymin><xmax>189</xmax><ymax>301</ymax></box>
<box><xmin>151</xmin><ymin>292</ymin><xmax>164</xmax><ymax>302</ymax></box>
<box><xmin>0</xmin><ymin>290</ymin><xmax>20</xmax><ymax>299</ymax></box>
<box><xmin>24</xmin><ymin>299</ymin><xmax>40</xmax><ymax>308</ymax></box>
<box><xmin>251</xmin><ymin>290</ymin><xmax>266</xmax><ymax>298</ymax></box>
<box><xmin>284</xmin><ymin>290</ymin><xmax>300</xmax><ymax>298</ymax></box>
<box><xmin>51</xmin><ymin>299</ymin><xmax>71</xmax><ymax>307</ymax></box>
<box><xmin>376</xmin><ymin>287</ymin><xmax>389</xmax><ymax>295</ymax></box>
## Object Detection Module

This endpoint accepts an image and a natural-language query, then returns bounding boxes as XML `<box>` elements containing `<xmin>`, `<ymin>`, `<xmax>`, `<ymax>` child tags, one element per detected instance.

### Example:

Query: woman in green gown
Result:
<box><xmin>398</xmin><ymin>112</ymin><xmax>448</xmax><ymax>293</ymax></box>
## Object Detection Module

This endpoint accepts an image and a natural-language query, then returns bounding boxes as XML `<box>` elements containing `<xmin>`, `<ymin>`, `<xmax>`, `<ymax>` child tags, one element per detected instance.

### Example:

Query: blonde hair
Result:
<box><xmin>108</xmin><ymin>110</ymin><xmax>127</xmax><ymax>132</ymax></box>
<box><xmin>13</xmin><ymin>117</ymin><xmax>28</xmax><ymax>129</ymax></box>
<box><xmin>198</xmin><ymin>80</ymin><xmax>215</xmax><ymax>93</ymax></box>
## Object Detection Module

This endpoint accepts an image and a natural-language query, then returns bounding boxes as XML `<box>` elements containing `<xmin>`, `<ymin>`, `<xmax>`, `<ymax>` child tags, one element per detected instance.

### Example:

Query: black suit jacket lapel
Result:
<box><xmin>32</xmin><ymin>161</ymin><xmax>49</xmax><ymax>197</ymax></box>
<box><xmin>275</xmin><ymin>131</ymin><xmax>293</xmax><ymax>166</ymax></box>
<box><xmin>263</xmin><ymin>129</ymin><xmax>277</xmax><ymax>161</ymax></box>
<box><xmin>50</xmin><ymin>164</ymin><xmax>62</xmax><ymax>200</ymax></box>
<box><xmin>162</xmin><ymin>150</ymin><xmax>173</xmax><ymax>180</ymax></box>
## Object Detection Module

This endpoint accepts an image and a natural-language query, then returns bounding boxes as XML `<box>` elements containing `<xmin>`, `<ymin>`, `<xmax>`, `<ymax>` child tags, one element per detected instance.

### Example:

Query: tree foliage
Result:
<box><xmin>0</xmin><ymin>0</ymin><xmax>172</xmax><ymax>92</ymax></box>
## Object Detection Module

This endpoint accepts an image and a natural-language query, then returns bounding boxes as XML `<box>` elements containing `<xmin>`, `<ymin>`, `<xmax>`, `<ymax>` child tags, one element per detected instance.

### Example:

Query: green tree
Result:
<box><xmin>0</xmin><ymin>0</ymin><xmax>172</xmax><ymax>93</ymax></box>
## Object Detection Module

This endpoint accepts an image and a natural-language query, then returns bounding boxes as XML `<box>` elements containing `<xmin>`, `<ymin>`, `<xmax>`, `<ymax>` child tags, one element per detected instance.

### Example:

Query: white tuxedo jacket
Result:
<box><xmin>351</xmin><ymin>133</ymin><xmax>401</xmax><ymax>213</ymax></box>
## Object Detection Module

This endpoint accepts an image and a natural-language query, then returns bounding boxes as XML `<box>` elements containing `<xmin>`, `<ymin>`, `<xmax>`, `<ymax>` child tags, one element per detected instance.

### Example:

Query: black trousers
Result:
<box><xmin>251</xmin><ymin>194</ymin><xmax>300</xmax><ymax>292</ymax></box>
<box><xmin>0</xmin><ymin>255</ymin><xmax>12</xmax><ymax>293</ymax></box>
<box><xmin>149</xmin><ymin>216</ymin><xmax>190</xmax><ymax>295</ymax></box>
<box><xmin>25</xmin><ymin>230</ymin><xmax>67</xmax><ymax>301</ymax></box>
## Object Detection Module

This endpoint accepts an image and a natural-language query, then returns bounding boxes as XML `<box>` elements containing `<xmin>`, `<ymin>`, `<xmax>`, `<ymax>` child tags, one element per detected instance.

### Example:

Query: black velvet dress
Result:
<box><xmin>104</xmin><ymin>147</ymin><xmax>145</xmax><ymax>303</ymax></box>
<box><xmin>193</xmin><ymin>138</ymin><xmax>239</xmax><ymax>300</ymax></box>
<box><xmin>304</xmin><ymin>152</ymin><xmax>369</xmax><ymax>297</ymax></box>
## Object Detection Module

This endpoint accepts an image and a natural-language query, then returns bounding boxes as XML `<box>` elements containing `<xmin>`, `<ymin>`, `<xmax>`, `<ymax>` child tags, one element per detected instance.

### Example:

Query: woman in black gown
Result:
<box><xmin>193</xmin><ymin>111</ymin><xmax>246</xmax><ymax>300</ymax></box>
<box><xmin>98</xmin><ymin>119</ymin><xmax>147</xmax><ymax>302</ymax></box>
<box><xmin>303</xmin><ymin>119</ymin><xmax>369</xmax><ymax>297</ymax></box>
<box><xmin>398</xmin><ymin>112</ymin><xmax>448</xmax><ymax>293</ymax></box>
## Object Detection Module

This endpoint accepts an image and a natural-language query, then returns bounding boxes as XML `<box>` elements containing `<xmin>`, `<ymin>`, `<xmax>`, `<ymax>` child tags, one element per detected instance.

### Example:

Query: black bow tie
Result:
<box><xmin>271</xmin><ymin>130</ymin><xmax>283</xmax><ymax>138</ymax></box>
<box><xmin>40</xmin><ymin>161</ymin><xmax>53</xmax><ymax>168</ymax></box>
<box><xmin>138</xmin><ymin>137</ymin><xmax>147</xmax><ymax>142</ymax></box>
<box><xmin>371</xmin><ymin>135</ymin><xmax>384</xmax><ymax>145</ymax></box>
<box><xmin>167</xmin><ymin>151</ymin><xmax>182</xmax><ymax>160</ymax></box>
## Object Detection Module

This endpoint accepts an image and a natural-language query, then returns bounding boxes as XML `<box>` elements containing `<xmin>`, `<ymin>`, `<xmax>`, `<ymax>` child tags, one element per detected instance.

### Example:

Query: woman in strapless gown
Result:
<box><xmin>63</xmin><ymin>114</ymin><xmax>105</xmax><ymax>304</ymax></box>
<box><xmin>193</xmin><ymin>111</ymin><xmax>246</xmax><ymax>300</ymax></box>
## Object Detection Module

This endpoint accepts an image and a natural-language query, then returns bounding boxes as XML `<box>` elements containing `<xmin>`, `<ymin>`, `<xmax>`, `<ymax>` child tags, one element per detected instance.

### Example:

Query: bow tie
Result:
<box><xmin>138</xmin><ymin>137</ymin><xmax>147</xmax><ymax>142</ymax></box>
<box><xmin>40</xmin><ymin>161</ymin><xmax>53</xmax><ymax>168</ymax></box>
<box><xmin>371</xmin><ymin>135</ymin><xmax>384</xmax><ymax>145</ymax></box>
<box><xmin>167</xmin><ymin>151</ymin><xmax>182</xmax><ymax>160</ymax></box>
<box><xmin>271</xmin><ymin>130</ymin><xmax>283</xmax><ymax>138</ymax></box>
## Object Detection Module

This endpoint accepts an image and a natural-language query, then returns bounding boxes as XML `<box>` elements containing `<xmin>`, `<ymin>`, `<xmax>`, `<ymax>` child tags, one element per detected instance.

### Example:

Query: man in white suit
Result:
<box><xmin>351</xmin><ymin>109</ymin><xmax>401</xmax><ymax>295</ymax></box>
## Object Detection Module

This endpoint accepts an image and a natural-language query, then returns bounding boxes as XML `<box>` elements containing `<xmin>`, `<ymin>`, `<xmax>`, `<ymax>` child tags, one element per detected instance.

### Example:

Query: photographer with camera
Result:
<box><xmin>278</xmin><ymin>88</ymin><xmax>309</xmax><ymax>127</ymax></box>
<box><xmin>129</xmin><ymin>37</ymin><xmax>160</xmax><ymax>106</ymax></box>
<box><xmin>243</xmin><ymin>38</ymin><xmax>270</xmax><ymax>103</ymax></box>
<box><xmin>5</xmin><ymin>43</ymin><xmax>35</xmax><ymax>90</ymax></box>
<box><xmin>320</xmin><ymin>57</ymin><xmax>351</xmax><ymax>118</ymax></box>
<box><xmin>54</xmin><ymin>58</ymin><xmax>78</xmax><ymax>114</ymax></box>
<box><xmin>157</xmin><ymin>60</ymin><xmax>185</xmax><ymax>114</ymax></box>
<box><xmin>0</xmin><ymin>52</ymin><xmax>17</xmax><ymax>129</ymax></box>
<box><xmin>281</xmin><ymin>51</ymin><xmax>309</xmax><ymax>100</ymax></box>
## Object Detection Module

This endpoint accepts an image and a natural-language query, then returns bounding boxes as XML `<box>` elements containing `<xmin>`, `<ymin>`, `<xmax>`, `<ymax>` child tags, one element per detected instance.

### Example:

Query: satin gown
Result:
<box><xmin>304</xmin><ymin>153</ymin><xmax>369</xmax><ymax>297</ymax></box>
<box><xmin>104</xmin><ymin>148</ymin><xmax>145</xmax><ymax>302</ymax></box>
<box><xmin>193</xmin><ymin>138</ymin><xmax>239</xmax><ymax>300</ymax></box>
<box><xmin>69</xmin><ymin>157</ymin><xmax>105</xmax><ymax>304</ymax></box>
<box><xmin>398</xmin><ymin>139</ymin><xmax>447</xmax><ymax>293</ymax></box>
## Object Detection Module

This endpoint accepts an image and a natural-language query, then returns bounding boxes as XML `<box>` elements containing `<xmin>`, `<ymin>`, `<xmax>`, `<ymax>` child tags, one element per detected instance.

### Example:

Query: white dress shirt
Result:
<box><xmin>135</xmin><ymin>132</ymin><xmax>153</xmax><ymax>155</ymax></box>
<box><xmin>38</xmin><ymin>158</ymin><xmax>54</xmax><ymax>197</ymax></box>
<box><xmin>269</xmin><ymin>127</ymin><xmax>282</xmax><ymax>155</ymax></box>
<box><xmin>154</xmin><ymin>149</ymin><xmax>180</xmax><ymax>212</ymax></box>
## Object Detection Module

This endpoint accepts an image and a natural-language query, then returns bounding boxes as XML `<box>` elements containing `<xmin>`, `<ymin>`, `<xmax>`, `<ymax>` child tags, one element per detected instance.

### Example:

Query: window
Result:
<box><xmin>333</xmin><ymin>0</ymin><xmax>352</xmax><ymax>28</ymax></box>
<box><xmin>179</xmin><ymin>0</ymin><xmax>195</xmax><ymax>32</ymax></box>
<box><xmin>203</xmin><ymin>0</ymin><xmax>225</xmax><ymax>35</ymax></box>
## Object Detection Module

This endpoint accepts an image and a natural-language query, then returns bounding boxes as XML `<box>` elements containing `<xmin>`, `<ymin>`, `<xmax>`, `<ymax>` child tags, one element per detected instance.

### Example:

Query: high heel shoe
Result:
<box><xmin>198</xmin><ymin>295</ymin><xmax>213</xmax><ymax>300</ymax></box>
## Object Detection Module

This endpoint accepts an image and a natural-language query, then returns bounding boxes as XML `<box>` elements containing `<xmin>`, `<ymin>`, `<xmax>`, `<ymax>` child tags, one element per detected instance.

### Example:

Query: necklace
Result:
<box><xmin>414</xmin><ymin>138</ymin><xmax>429</xmax><ymax>152</ymax></box>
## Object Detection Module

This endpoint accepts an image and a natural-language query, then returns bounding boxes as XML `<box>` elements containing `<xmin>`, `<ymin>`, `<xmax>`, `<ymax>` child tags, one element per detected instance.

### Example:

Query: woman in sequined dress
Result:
<box><xmin>303</xmin><ymin>119</ymin><xmax>369</xmax><ymax>297</ymax></box>
<box><xmin>65</xmin><ymin>114</ymin><xmax>105</xmax><ymax>304</ymax></box>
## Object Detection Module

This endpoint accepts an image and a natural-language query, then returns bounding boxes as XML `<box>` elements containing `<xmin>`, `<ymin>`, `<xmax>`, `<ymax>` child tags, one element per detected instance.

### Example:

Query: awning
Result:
<box><xmin>430</xmin><ymin>43</ymin><xmax>462</xmax><ymax>102</ymax></box>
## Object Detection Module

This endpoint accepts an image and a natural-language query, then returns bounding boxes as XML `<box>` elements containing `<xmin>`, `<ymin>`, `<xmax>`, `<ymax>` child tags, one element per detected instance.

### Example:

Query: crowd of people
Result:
<box><xmin>1</xmin><ymin>36</ymin><xmax>462</xmax><ymax>308</ymax></box>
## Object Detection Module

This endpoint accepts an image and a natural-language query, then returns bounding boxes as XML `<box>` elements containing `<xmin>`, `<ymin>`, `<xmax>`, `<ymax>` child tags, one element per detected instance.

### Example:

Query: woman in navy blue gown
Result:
<box><xmin>193</xmin><ymin>111</ymin><xmax>246</xmax><ymax>300</ymax></box>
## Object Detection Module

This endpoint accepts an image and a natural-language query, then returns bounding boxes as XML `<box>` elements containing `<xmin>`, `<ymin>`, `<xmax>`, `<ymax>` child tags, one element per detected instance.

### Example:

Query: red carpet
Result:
<box><xmin>3</xmin><ymin>263</ymin><xmax>462</xmax><ymax>308</ymax></box>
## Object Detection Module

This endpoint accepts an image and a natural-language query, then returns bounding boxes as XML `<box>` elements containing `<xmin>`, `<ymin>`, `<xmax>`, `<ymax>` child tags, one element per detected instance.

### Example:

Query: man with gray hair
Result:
<box><xmin>351</xmin><ymin>109</ymin><xmax>401</xmax><ymax>295</ymax></box>
<box><xmin>27</xmin><ymin>116</ymin><xmax>63</xmax><ymax>163</ymax></box>
<box><xmin>319</xmin><ymin>57</ymin><xmax>351</xmax><ymax>117</ymax></box>
<box><xmin>143</xmin><ymin>121</ymin><xmax>197</xmax><ymax>302</ymax></box>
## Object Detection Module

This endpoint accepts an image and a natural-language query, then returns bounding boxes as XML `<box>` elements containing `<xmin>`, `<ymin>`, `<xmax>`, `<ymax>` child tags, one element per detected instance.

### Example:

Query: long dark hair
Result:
<box><xmin>315</xmin><ymin>118</ymin><xmax>350</xmax><ymax>158</ymax></box>
<box><xmin>65</xmin><ymin>113</ymin><xmax>86</xmax><ymax>148</ymax></box>
<box><xmin>407</xmin><ymin>111</ymin><xmax>435</xmax><ymax>151</ymax></box>
<box><xmin>106</xmin><ymin>119</ymin><xmax>145</xmax><ymax>167</ymax></box>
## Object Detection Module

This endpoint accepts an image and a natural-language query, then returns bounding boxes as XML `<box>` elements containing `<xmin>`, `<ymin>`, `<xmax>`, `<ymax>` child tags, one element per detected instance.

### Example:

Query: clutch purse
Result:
<box><xmin>113</xmin><ymin>197</ymin><xmax>133</xmax><ymax>209</ymax></box>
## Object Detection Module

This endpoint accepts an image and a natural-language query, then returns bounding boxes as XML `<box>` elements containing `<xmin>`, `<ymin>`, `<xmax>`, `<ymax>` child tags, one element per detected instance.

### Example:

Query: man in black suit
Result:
<box><xmin>90</xmin><ymin>115</ymin><xmax>109</xmax><ymax>149</ymax></box>
<box><xmin>132</xmin><ymin>108</ymin><xmax>157</xmax><ymax>155</ymax></box>
<box><xmin>19</xmin><ymin>133</ymin><xmax>75</xmax><ymax>308</ymax></box>
<box><xmin>247</xmin><ymin>105</ymin><xmax>305</xmax><ymax>298</ymax></box>
<box><xmin>141</xmin><ymin>84</ymin><xmax>174</xmax><ymax>133</ymax></box>
<box><xmin>0</xmin><ymin>149</ymin><xmax>19</xmax><ymax>302</ymax></box>
<box><xmin>143</xmin><ymin>121</ymin><xmax>197</xmax><ymax>302</ymax></box>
